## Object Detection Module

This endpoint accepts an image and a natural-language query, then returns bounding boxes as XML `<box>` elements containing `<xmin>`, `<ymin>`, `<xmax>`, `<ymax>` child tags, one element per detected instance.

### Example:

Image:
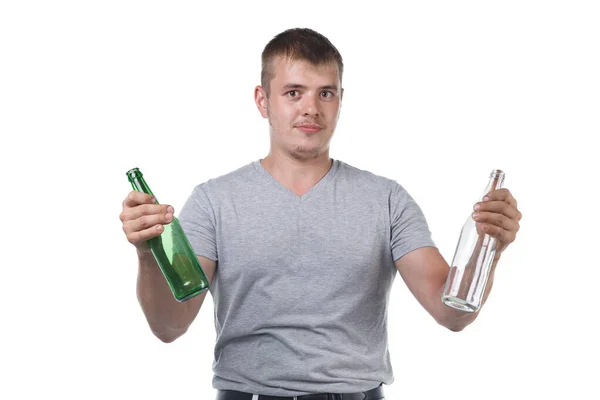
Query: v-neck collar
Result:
<box><xmin>253</xmin><ymin>158</ymin><xmax>340</xmax><ymax>201</ymax></box>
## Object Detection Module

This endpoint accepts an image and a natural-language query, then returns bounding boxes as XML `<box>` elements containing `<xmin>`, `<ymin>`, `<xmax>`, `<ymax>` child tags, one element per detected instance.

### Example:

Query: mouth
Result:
<box><xmin>295</xmin><ymin>124</ymin><xmax>323</xmax><ymax>133</ymax></box>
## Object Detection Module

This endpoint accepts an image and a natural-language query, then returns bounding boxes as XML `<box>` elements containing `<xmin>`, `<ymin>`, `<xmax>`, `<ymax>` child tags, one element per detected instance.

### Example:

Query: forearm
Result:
<box><xmin>136</xmin><ymin>250</ymin><xmax>199</xmax><ymax>342</ymax></box>
<box><xmin>438</xmin><ymin>254</ymin><xmax>500</xmax><ymax>331</ymax></box>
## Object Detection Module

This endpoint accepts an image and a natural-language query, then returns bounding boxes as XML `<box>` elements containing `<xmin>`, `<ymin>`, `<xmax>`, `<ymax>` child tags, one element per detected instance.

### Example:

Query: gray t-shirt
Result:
<box><xmin>179</xmin><ymin>159</ymin><xmax>436</xmax><ymax>397</ymax></box>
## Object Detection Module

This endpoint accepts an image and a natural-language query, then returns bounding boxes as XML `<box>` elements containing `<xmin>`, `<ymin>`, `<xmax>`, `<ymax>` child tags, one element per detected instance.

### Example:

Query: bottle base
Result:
<box><xmin>442</xmin><ymin>296</ymin><xmax>478</xmax><ymax>313</ymax></box>
<box><xmin>175</xmin><ymin>286</ymin><xmax>210</xmax><ymax>302</ymax></box>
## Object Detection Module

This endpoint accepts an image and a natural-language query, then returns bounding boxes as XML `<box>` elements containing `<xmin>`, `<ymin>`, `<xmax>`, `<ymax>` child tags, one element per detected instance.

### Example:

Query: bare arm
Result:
<box><xmin>137</xmin><ymin>252</ymin><xmax>216</xmax><ymax>342</ymax></box>
<box><xmin>395</xmin><ymin>247</ymin><xmax>498</xmax><ymax>331</ymax></box>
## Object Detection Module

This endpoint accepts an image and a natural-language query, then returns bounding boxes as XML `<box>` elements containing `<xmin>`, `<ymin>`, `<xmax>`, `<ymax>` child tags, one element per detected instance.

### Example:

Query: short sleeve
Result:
<box><xmin>178</xmin><ymin>184</ymin><xmax>218</xmax><ymax>261</ymax></box>
<box><xmin>389</xmin><ymin>181</ymin><xmax>436</xmax><ymax>261</ymax></box>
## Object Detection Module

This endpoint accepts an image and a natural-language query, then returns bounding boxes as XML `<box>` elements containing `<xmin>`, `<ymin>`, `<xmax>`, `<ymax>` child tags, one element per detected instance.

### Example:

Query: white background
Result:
<box><xmin>1</xmin><ymin>1</ymin><xmax>598</xmax><ymax>399</ymax></box>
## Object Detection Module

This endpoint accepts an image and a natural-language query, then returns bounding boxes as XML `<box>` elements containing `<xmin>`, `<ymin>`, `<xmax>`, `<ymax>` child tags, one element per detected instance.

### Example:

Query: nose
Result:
<box><xmin>301</xmin><ymin>93</ymin><xmax>320</xmax><ymax>117</ymax></box>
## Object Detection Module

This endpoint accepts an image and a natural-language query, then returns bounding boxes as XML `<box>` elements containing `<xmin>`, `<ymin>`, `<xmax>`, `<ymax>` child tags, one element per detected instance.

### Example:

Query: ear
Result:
<box><xmin>337</xmin><ymin>87</ymin><xmax>344</xmax><ymax>119</ymax></box>
<box><xmin>254</xmin><ymin>85</ymin><xmax>269</xmax><ymax>118</ymax></box>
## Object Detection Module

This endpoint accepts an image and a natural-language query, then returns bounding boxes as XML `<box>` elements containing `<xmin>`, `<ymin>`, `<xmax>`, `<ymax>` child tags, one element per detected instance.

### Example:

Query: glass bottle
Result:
<box><xmin>126</xmin><ymin>167</ymin><xmax>209</xmax><ymax>302</ymax></box>
<box><xmin>442</xmin><ymin>169</ymin><xmax>505</xmax><ymax>312</ymax></box>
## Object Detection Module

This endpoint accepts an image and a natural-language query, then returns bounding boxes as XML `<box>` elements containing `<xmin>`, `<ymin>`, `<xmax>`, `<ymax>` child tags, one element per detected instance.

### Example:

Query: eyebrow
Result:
<box><xmin>282</xmin><ymin>83</ymin><xmax>339</xmax><ymax>92</ymax></box>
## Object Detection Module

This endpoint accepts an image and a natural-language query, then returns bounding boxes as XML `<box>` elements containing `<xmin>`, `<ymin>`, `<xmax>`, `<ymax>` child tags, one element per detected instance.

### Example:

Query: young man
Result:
<box><xmin>120</xmin><ymin>28</ymin><xmax>522</xmax><ymax>400</ymax></box>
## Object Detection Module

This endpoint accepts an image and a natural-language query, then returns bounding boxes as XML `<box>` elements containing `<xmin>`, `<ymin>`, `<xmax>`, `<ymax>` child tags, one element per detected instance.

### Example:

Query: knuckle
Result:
<box><xmin>496</xmin><ymin>215</ymin><xmax>510</xmax><ymax>229</ymax></box>
<box><xmin>140</xmin><ymin>204</ymin><xmax>154</xmax><ymax>217</ymax></box>
<box><xmin>136</xmin><ymin>204</ymin><xmax>148</xmax><ymax>218</ymax></box>
<box><xmin>125</xmin><ymin>230</ymin><xmax>136</xmax><ymax>244</ymax></box>
<box><xmin>139</xmin><ymin>204</ymin><xmax>149</xmax><ymax>215</ymax></box>
<box><xmin>123</xmin><ymin>221</ymin><xmax>135</xmax><ymax>236</ymax></box>
<box><xmin>131</xmin><ymin>231</ymin><xmax>143</xmax><ymax>244</ymax></box>
<box><xmin>139</xmin><ymin>215</ymin><xmax>151</xmax><ymax>229</ymax></box>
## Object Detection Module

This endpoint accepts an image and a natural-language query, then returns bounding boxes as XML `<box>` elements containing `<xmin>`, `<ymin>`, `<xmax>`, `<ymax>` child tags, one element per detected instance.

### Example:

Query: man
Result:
<box><xmin>120</xmin><ymin>28</ymin><xmax>521</xmax><ymax>400</ymax></box>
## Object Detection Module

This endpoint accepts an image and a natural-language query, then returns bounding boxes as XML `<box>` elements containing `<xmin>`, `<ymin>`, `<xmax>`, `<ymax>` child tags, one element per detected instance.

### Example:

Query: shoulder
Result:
<box><xmin>189</xmin><ymin>160</ymin><xmax>260</xmax><ymax>198</ymax></box>
<box><xmin>335</xmin><ymin>160</ymin><xmax>422</xmax><ymax>212</ymax></box>
<box><xmin>335</xmin><ymin>160</ymin><xmax>401</xmax><ymax>194</ymax></box>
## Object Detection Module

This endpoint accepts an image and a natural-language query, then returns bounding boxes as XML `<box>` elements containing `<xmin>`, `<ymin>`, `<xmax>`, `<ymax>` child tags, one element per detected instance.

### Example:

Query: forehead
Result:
<box><xmin>270</xmin><ymin>56</ymin><xmax>340</xmax><ymax>87</ymax></box>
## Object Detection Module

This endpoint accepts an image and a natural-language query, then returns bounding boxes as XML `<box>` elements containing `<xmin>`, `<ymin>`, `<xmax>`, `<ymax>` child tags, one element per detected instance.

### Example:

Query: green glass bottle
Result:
<box><xmin>126</xmin><ymin>168</ymin><xmax>209</xmax><ymax>302</ymax></box>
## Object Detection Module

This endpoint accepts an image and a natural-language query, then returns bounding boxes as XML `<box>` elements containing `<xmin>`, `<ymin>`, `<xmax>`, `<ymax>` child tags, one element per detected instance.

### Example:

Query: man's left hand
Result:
<box><xmin>472</xmin><ymin>188</ymin><xmax>522</xmax><ymax>254</ymax></box>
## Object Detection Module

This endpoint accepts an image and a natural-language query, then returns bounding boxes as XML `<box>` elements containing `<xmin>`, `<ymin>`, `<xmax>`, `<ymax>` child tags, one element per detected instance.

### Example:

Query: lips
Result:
<box><xmin>295</xmin><ymin>124</ymin><xmax>322</xmax><ymax>133</ymax></box>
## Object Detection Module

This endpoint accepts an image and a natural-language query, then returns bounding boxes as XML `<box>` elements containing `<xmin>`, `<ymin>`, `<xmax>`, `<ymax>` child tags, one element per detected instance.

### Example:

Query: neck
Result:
<box><xmin>260</xmin><ymin>151</ymin><xmax>333</xmax><ymax>196</ymax></box>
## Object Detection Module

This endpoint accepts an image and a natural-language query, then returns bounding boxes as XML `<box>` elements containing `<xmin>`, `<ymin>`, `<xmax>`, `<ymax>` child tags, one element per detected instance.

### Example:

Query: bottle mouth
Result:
<box><xmin>126</xmin><ymin>167</ymin><xmax>142</xmax><ymax>182</ymax></box>
<box><xmin>489</xmin><ymin>169</ymin><xmax>505</xmax><ymax>190</ymax></box>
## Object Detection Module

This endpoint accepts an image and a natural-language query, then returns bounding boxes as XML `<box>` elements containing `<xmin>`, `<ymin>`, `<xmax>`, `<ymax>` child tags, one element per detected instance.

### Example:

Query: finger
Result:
<box><xmin>125</xmin><ymin>203</ymin><xmax>174</xmax><ymax>221</ymax></box>
<box><xmin>126</xmin><ymin>223</ymin><xmax>165</xmax><ymax>246</ymax></box>
<box><xmin>474</xmin><ymin>200</ymin><xmax>522</xmax><ymax>222</ymax></box>
<box><xmin>123</xmin><ymin>212</ymin><xmax>174</xmax><ymax>233</ymax></box>
<box><xmin>483</xmin><ymin>188</ymin><xmax>518</xmax><ymax>209</ymax></box>
<box><xmin>123</xmin><ymin>191</ymin><xmax>156</xmax><ymax>208</ymax></box>
<box><xmin>473</xmin><ymin>210</ymin><xmax>520</xmax><ymax>233</ymax></box>
<box><xmin>479</xmin><ymin>223</ymin><xmax>515</xmax><ymax>247</ymax></box>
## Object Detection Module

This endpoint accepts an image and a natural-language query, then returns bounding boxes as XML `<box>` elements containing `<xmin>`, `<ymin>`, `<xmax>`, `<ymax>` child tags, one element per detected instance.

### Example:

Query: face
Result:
<box><xmin>255</xmin><ymin>56</ymin><xmax>343</xmax><ymax>161</ymax></box>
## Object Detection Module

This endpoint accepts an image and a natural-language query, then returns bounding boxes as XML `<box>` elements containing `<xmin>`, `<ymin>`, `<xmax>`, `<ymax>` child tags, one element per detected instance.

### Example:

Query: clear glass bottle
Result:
<box><xmin>442</xmin><ymin>169</ymin><xmax>505</xmax><ymax>312</ymax></box>
<box><xmin>126</xmin><ymin>167</ymin><xmax>210</xmax><ymax>302</ymax></box>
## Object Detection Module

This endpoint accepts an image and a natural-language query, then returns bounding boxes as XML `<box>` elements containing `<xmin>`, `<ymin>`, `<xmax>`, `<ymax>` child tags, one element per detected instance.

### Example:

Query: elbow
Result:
<box><xmin>152</xmin><ymin>327</ymin><xmax>187</xmax><ymax>343</ymax></box>
<box><xmin>435</xmin><ymin>305</ymin><xmax>478</xmax><ymax>332</ymax></box>
<box><xmin>154</xmin><ymin>333</ymin><xmax>177</xmax><ymax>343</ymax></box>
<box><xmin>436</xmin><ymin>315</ymin><xmax>471</xmax><ymax>332</ymax></box>
<box><xmin>445</xmin><ymin>323</ymin><xmax>466</xmax><ymax>332</ymax></box>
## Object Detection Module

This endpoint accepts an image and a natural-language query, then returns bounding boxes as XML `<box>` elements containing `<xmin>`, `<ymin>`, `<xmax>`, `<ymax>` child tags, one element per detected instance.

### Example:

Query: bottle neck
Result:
<box><xmin>482</xmin><ymin>170</ymin><xmax>505</xmax><ymax>198</ymax></box>
<box><xmin>127</xmin><ymin>168</ymin><xmax>157</xmax><ymax>202</ymax></box>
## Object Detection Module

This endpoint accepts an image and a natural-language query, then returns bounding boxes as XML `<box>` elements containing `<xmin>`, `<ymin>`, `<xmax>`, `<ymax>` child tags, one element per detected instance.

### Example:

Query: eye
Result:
<box><xmin>321</xmin><ymin>91</ymin><xmax>333</xmax><ymax>98</ymax></box>
<box><xmin>286</xmin><ymin>90</ymin><xmax>299</xmax><ymax>98</ymax></box>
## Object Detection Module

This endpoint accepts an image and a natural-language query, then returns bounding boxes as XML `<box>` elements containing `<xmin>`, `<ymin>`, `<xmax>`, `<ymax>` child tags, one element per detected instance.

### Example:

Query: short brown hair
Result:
<box><xmin>261</xmin><ymin>28</ymin><xmax>344</xmax><ymax>97</ymax></box>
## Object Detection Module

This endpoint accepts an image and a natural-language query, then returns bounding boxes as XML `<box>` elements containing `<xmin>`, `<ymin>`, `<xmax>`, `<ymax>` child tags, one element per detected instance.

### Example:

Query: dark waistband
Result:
<box><xmin>216</xmin><ymin>384</ymin><xmax>384</xmax><ymax>400</ymax></box>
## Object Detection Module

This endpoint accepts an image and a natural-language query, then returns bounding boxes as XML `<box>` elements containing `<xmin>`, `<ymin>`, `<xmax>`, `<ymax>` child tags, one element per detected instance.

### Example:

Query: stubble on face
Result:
<box><xmin>266</xmin><ymin>105</ymin><xmax>323</xmax><ymax>161</ymax></box>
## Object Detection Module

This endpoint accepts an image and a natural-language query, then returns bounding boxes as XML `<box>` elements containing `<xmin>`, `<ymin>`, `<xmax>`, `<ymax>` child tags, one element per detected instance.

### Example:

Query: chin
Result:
<box><xmin>291</xmin><ymin>146</ymin><xmax>324</xmax><ymax>161</ymax></box>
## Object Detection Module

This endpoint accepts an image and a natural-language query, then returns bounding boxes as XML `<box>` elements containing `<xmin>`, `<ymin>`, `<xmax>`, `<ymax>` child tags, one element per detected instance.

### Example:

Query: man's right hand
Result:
<box><xmin>119</xmin><ymin>191</ymin><xmax>174</xmax><ymax>254</ymax></box>
<box><xmin>121</xmin><ymin>190</ymin><xmax>216</xmax><ymax>342</ymax></box>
